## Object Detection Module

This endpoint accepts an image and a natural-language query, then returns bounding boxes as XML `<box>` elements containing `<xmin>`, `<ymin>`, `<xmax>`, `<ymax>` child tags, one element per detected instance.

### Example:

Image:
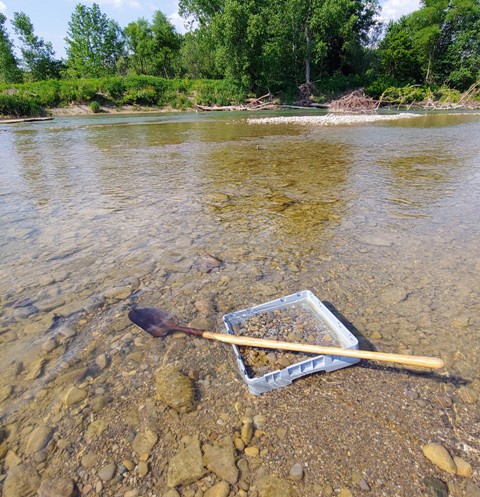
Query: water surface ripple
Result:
<box><xmin>1</xmin><ymin>111</ymin><xmax>480</xmax><ymax>415</ymax></box>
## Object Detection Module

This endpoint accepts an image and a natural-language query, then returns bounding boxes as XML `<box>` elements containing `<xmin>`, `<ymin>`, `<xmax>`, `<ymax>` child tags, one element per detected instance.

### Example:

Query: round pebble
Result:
<box><xmin>289</xmin><ymin>463</ymin><xmax>304</xmax><ymax>481</ymax></box>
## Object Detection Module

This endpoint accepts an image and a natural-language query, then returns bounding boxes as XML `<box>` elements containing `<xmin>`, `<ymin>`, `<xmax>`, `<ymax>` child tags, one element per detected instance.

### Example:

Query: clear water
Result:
<box><xmin>1</xmin><ymin>111</ymin><xmax>480</xmax><ymax>419</ymax></box>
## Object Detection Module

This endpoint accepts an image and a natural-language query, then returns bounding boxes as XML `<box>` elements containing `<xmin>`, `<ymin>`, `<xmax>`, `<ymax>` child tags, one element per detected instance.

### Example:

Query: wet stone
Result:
<box><xmin>25</xmin><ymin>424</ymin><xmax>54</xmax><ymax>456</ymax></box>
<box><xmin>103</xmin><ymin>286</ymin><xmax>132</xmax><ymax>300</ymax></box>
<box><xmin>98</xmin><ymin>462</ymin><xmax>117</xmax><ymax>481</ymax></box>
<box><xmin>167</xmin><ymin>439</ymin><xmax>205</xmax><ymax>487</ymax></box>
<box><xmin>3</xmin><ymin>463</ymin><xmax>41</xmax><ymax>497</ymax></box>
<box><xmin>156</xmin><ymin>365</ymin><xmax>195</xmax><ymax>413</ymax></box>
<box><xmin>85</xmin><ymin>419</ymin><xmax>107</xmax><ymax>441</ymax></box>
<box><xmin>37</xmin><ymin>477</ymin><xmax>75</xmax><ymax>497</ymax></box>
<box><xmin>0</xmin><ymin>385</ymin><xmax>13</xmax><ymax>403</ymax></box>
<box><xmin>138</xmin><ymin>461</ymin><xmax>149</xmax><ymax>476</ymax></box>
<box><xmin>95</xmin><ymin>353</ymin><xmax>109</xmax><ymax>369</ymax></box>
<box><xmin>81</xmin><ymin>451</ymin><xmax>99</xmax><ymax>468</ymax></box>
<box><xmin>124</xmin><ymin>490</ymin><xmax>139</xmax><ymax>497</ymax></box>
<box><xmin>204</xmin><ymin>480</ymin><xmax>230</xmax><ymax>497</ymax></box>
<box><xmin>203</xmin><ymin>436</ymin><xmax>238</xmax><ymax>484</ymax></box>
<box><xmin>245</xmin><ymin>446</ymin><xmax>259</xmax><ymax>457</ymax></box>
<box><xmin>422</xmin><ymin>443</ymin><xmax>457</xmax><ymax>474</ymax></box>
<box><xmin>465</xmin><ymin>481</ymin><xmax>480</xmax><ymax>497</ymax></box>
<box><xmin>453</xmin><ymin>456</ymin><xmax>473</xmax><ymax>477</ymax></box>
<box><xmin>58</xmin><ymin>326</ymin><xmax>77</xmax><ymax>339</ymax></box>
<box><xmin>424</xmin><ymin>476</ymin><xmax>448</xmax><ymax>497</ymax></box>
<box><xmin>457</xmin><ymin>387</ymin><xmax>479</xmax><ymax>404</ymax></box>
<box><xmin>5</xmin><ymin>450</ymin><xmax>22</xmax><ymax>468</ymax></box>
<box><xmin>41</xmin><ymin>337</ymin><xmax>58</xmax><ymax>353</ymax></box>
<box><xmin>164</xmin><ymin>490</ymin><xmax>181</xmax><ymax>497</ymax></box>
<box><xmin>289</xmin><ymin>463</ymin><xmax>304</xmax><ymax>481</ymax></box>
<box><xmin>257</xmin><ymin>474</ymin><xmax>296</xmax><ymax>497</ymax></box>
<box><xmin>63</xmin><ymin>386</ymin><xmax>87</xmax><ymax>406</ymax></box>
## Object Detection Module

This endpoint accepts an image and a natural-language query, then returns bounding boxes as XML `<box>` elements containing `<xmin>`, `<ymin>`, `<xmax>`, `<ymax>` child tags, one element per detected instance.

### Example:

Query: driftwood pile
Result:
<box><xmin>421</xmin><ymin>81</ymin><xmax>480</xmax><ymax>110</ymax></box>
<box><xmin>297</xmin><ymin>82</ymin><xmax>316</xmax><ymax>106</ymax></box>
<box><xmin>329</xmin><ymin>89</ymin><xmax>377</xmax><ymax>113</ymax></box>
<box><xmin>195</xmin><ymin>93</ymin><xmax>277</xmax><ymax>112</ymax></box>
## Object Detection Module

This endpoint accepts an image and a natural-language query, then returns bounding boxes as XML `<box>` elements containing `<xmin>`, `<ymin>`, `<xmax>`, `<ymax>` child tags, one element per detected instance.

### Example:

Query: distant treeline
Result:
<box><xmin>1</xmin><ymin>0</ymin><xmax>479</xmax><ymax>113</ymax></box>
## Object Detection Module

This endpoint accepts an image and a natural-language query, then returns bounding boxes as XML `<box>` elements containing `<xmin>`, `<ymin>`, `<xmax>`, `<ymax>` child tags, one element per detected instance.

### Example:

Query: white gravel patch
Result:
<box><xmin>248</xmin><ymin>113</ymin><xmax>419</xmax><ymax>125</ymax></box>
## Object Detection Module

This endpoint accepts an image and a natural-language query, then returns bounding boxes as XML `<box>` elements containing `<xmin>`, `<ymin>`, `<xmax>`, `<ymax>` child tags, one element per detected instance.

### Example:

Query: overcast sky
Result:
<box><xmin>0</xmin><ymin>0</ymin><xmax>421</xmax><ymax>59</ymax></box>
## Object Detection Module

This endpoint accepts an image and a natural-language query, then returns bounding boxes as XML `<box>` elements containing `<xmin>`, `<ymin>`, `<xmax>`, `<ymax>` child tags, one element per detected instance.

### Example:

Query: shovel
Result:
<box><xmin>128</xmin><ymin>307</ymin><xmax>444</xmax><ymax>369</ymax></box>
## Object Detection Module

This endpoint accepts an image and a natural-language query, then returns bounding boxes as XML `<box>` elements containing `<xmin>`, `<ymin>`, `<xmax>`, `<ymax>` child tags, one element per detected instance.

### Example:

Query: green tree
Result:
<box><xmin>378</xmin><ymin>0</ymin><xmax>480</xmax><ymax>88</ymax></box>
<box><xmin>179</xmin><ymin>0</ymin><xmax>379</xmax><ymax>90</ymax></box>
<box><xmin>65</xmin><ymin>3</ymin><xmax>125</xmax><ymax>78</ymax></box>
<box><xmin>378</xmin><ymin>19</ymin><xmax>421</xmax><ymax>82</ymax></box>
<box><xmin>124</xmin><ymin>11</ymin><xmax>180</xmax><ymax>77</ymax></box>
<box><xmin>0</xmin><ymin>13</ymin><xmax>22</xmax><ymax>83</ymax></box>
<box><xmin>179</xmin><ymin>29</ymin><xmax>220</xmax><ymax>79</ymax></box>
<box><xmin>11</xmin><ymin>12</ymin><xmax>62</xmax><ymax>81</ymax></box>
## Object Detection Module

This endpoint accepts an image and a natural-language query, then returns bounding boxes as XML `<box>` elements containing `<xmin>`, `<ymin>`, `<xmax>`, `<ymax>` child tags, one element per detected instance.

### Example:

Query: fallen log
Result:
<box><xmin>0</xmin><ymin>116</ymin><xmax>54</xmax><ymax>124</ymax></box>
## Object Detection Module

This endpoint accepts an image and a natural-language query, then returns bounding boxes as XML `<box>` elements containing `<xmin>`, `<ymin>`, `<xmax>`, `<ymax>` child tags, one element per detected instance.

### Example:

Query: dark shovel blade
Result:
<box><xmin>128</xmin><ymin>307</ymin><xmax>176</xmax><ymax>337</ymax></box>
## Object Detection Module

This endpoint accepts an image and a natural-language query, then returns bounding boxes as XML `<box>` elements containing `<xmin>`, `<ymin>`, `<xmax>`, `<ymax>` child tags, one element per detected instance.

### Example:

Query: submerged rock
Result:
<box><xmin>204</xmin><ymin>480</ymin><xmax>230</xmax><ymax>497</ymax></box>
<box><xmin>424</xmin><ymin>476</ymin><xmax>448</xmax><ymax>497</ymax></box>
<box><xmin>167</xmin><ymin>439</ymin><xmax>205</xmax><ymax>487</ymax></box>
<box><xmin>453</xmin><ymin>456</ymin><xmax>473</xmax><ymax>477</ymax></box>
<box><xmin>422</xmin><ymin>443</ymin><xmax>457</xmax><ymax>474</ymax></box>
<box><xmin>25</xmin><ymin>424</ymin><xmax>54</xmax><ymax>456</ymax></box>
<box><xmin>3</xmin><ymin>463</ymin><xmax>40</xmax><ymax>497</ymax></box>
<box><xmin>37</xmin><ymin>477</ymin><xmax>75</xmax><ymax>497</ymax></box>
<box><xmin>257</xmin><ymin>474</ymin><xmax>297</xmax><ymax>497</ymax></box>
<box><xmin>132</xmin><ymin>429</ymin><xmax>158</xmax><ymax>458</ymax></box>
<box><xmin>63</xmin><ymin>386</ymin><xmax>87</xmax><ymax>406</ymax></box>
<box><xmin>203</xmin><ymin>436</ymin><xmax>238</xmax><ymax>484</ymax></box>
<box><xmin>156</xmin><ymin>365</ymin><xmax>195</xmax><ymax>413</ymax></box>
<box><xmin>195</xmin><ymin>253</ymin><xmax>223</xmax><ymax>273</ymax></box>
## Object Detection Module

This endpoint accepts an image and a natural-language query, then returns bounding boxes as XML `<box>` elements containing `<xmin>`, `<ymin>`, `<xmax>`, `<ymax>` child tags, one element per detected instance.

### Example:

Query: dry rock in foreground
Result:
<box><xmin>156</xmin><ymin>365</ymin><xmax>195</xmax><ymax>413</ymax></box>
<box><xmin>167</xmin><ymin>439</ymin><xmax>205</xmax><ymax>487</ymax></box>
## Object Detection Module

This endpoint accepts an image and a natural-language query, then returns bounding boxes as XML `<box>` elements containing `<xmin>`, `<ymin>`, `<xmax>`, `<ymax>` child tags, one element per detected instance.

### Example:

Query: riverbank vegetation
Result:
<box><xmin>1</xmin><ymin>0</ymin><xmax>479</xmax><ymax>117</ymax></box>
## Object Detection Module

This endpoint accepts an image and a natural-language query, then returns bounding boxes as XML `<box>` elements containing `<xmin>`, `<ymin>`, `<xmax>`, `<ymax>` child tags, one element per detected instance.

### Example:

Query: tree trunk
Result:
<box><xmin>305</xmin><ymin>26</ymin><xmax>311</xmax><ymax>84</ymax></box>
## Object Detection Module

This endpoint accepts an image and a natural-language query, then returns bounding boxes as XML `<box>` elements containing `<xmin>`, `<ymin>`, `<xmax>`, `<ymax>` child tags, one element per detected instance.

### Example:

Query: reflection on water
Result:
<box><xmin>1</xmin><ymin>112</ymin><xmax>480</xmax><ymax>418</ymax></box>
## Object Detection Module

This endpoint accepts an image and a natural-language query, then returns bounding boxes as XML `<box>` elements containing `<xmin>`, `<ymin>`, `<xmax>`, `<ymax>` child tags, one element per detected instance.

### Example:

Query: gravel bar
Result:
<box><xmin>248</xmin><ymin>113</ymin><xmax>419</xmax><ymax>125</ymax></box>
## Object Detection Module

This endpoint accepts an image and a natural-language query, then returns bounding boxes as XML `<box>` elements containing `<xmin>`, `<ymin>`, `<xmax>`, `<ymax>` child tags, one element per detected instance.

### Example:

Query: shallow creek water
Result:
<box><xmin>1</xmin><ymin>111</ymin><xmax>479</xmax><ymax>495</ymax></box>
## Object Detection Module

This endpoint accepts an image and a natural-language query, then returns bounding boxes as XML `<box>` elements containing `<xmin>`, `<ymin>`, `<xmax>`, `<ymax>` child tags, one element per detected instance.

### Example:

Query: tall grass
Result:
<box><xmin>0</xmin><ymin>94</ymin><xmax>44</xmax><ymax>117</ymax></box>
<box><xmin>0</xmin><ymin>76</ymin><xmax>246</xmax><ymax>117</ymax></box>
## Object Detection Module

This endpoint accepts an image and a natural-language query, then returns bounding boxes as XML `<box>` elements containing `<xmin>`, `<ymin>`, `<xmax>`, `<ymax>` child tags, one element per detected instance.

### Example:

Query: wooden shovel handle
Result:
<box><xmin>203</xmin><ymin>331</ymin><xmax>445</xmax><ymax>369</ymax></box>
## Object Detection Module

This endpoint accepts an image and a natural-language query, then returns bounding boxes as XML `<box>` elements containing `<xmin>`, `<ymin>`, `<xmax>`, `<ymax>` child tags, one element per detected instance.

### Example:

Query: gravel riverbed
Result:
<box><xmin>1</xmin><ymin>277</ymin><xmax>479</xmax><ymax>497</ymax></box>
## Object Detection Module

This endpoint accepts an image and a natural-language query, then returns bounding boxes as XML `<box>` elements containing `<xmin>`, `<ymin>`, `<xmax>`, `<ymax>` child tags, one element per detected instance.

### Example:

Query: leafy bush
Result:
<box><xmin>375</xmin><ymin>85</ymin><xmax>429</xmax><ymax>103</ymax></box>
<box><xmin>0</xmin><ymin>94</ymin><xmax>44</xmax><ymax>117</ymax></box>
<box><xmin>365</xmin><ymin>76</ymin><xmax>404</xmax><ymax>98</ymax></box>
<box><xmin>446</xmin><ymin>68</ymin><xmax>477</xmax><ymax>91</ymax></box>
<box><xmin>316</xmin><ymin>74</ymin><xmax>365</xmax><ymax>98</ymax></box>
<box><xmin>0</xmin><ymin>76</ymin><xmax>247</xmax><ymax>111</ymax></box>
<box><xmin>89</xmin><ymin>101</ymin><xmax>101</xmax><ymax>113</ymax></box>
